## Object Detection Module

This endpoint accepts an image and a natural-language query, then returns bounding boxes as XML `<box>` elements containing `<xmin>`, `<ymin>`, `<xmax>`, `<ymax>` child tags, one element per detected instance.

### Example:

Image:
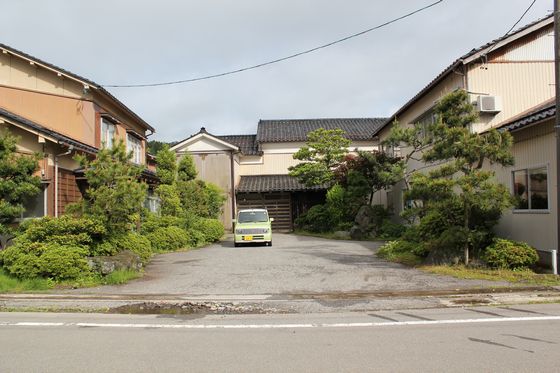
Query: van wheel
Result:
<box><xmin>267</xmin><ymin>241</ymin><xmax>272</xmax><ymax>247</ymax></box>
<box><xmin>234</xmin><ymin>242</ymin><xmax>240</xmax><ymax>247</ymax></box>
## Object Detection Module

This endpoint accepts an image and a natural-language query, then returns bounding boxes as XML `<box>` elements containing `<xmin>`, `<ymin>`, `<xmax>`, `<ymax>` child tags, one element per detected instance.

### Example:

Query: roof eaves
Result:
<box><xmin>0</xmin><ymin>43</ymin><xmax>155</xmax><ymax>133</ymax></box>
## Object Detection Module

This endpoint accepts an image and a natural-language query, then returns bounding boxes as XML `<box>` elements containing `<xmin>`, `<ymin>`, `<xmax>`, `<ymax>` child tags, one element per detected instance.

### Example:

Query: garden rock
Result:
<box><xmin>354</xmin><ymin>205</ymin><xmax>374</xmax><ymax>231</ymax></box>
<box><xmin>424</xmin><ymin>248</ymin><xmax>461</xmax><ymax>266</ymax></box>
<box><xmin>349</xmin><ymin>225</ymin><xmax>367</xmax><ymax>240</ymax></box>
<box><xmin>88</xmin><ymin>250</ymin><xmax>142</xmax><ymax>275</ymax></box>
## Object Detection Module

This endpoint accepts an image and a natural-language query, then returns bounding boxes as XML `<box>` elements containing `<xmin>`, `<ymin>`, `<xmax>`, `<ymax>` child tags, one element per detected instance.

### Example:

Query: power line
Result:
<box><xmin>102</xmin><ymin>0</ymin><xmax>444</xmax><ymax>88</ymax></box>
<box><xmin>484</xmin><ymin>0</ymin><xmax>537</xmax><ymax>57</ymax></box>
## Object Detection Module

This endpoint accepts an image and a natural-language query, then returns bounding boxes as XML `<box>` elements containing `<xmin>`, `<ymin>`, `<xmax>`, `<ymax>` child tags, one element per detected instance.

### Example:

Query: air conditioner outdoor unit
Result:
<box><xmin>477</xmin><ymin>95</ymin><xmax>502</xmax><ymax>113</ymax></box>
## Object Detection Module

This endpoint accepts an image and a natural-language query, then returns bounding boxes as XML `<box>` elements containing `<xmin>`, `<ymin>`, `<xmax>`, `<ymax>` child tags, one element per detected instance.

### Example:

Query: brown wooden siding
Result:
<box><xmin>57</xmin><ymin>168</ymin><xmax>82</xmax><ymax>215</ymax></box>
<box><xmin>236</xmin><ymin>192</ymin><xmax>292</xmax><ymax>232</ymax></box>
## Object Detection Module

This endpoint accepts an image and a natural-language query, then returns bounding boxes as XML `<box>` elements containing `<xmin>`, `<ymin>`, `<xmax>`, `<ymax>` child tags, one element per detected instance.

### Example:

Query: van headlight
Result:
<box><xmin>235</xmin><ymin>229</ymin><xmax>242</xmax><ymax>234</ymax></box>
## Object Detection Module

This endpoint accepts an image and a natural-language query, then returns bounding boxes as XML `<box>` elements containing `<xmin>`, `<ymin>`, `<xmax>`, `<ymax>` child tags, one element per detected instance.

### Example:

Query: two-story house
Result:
<box><xmin>0</xmin><ymin>42</ymin><xmax>156</xmax><ymax>218</ymax></box>
<box><xmin>373</xmin><ymin>15</ymin><xmax>556</xmax><ymax>260</ymax></box>
<box><xmin>171</xmin><ymin>118</ymin><xmax>386</xmax><ymax>231</ymax></box>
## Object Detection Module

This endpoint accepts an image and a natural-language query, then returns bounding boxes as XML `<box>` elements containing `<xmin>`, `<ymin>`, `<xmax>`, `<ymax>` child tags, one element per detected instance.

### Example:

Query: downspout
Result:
<box><xmin>230</xmin><ymin>150</ymin><xmax>236</xmax><ymax>230</ymax></box>
<box><xmin>54</xmin><ymin>145</ymin><xmax>74</xmax><ymax>217</ymax></box>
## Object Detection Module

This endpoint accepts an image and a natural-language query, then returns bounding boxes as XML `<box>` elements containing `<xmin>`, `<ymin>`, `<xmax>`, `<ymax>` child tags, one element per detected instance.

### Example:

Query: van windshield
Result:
<box><xmin>238</xmin><ymin>211</ymin><xmax>269</xmax><ymax>223</ymax></box>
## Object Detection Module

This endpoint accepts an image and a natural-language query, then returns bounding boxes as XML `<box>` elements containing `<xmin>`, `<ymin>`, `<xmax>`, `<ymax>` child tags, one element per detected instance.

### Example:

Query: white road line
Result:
<box><xmin>0</xmin><ymin>316</ymin><xmax>559</xmax><ymax>330</ymax></box>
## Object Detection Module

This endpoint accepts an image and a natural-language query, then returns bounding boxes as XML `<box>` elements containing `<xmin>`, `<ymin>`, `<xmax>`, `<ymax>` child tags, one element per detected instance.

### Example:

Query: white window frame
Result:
<box><xmin>101</xmin><ymin>118</ymin><xmax>116</xmax><ymax>149</ymax></box>
<box><xmin>512</xmin><ymin>164</ymin><xmax>550</xmax><ymax>213</ymax></box>
<box><xmin>18</xmin><ymin>184</ymin><xmax>48</xmax><ymax>221</ymax></box>
<box><xmin>127</xmin><ymin>133</ymin><xmax>143</xmax><ymax>164</ymax></box>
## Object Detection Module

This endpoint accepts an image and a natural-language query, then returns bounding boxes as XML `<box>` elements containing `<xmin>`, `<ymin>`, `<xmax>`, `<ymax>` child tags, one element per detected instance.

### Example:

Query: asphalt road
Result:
<box><xmin>74</xmin><ymin>234</ymin><xmax>508</xmax><ymax>296</ymax></box>
<box><xmin>1</xmin><ymin>304</ymin><xmax>559</xmax><ymax>372</ymax></box>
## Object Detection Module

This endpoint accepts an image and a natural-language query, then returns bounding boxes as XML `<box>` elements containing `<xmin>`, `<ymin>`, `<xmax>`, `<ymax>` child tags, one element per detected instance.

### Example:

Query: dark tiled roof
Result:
<box><xmin>497</xmin><ymin>99</ymin><xmax>556</xmax><ymax>132</ymax></box>
<box><xmin>216</xmin><ymin>134</ymin><xmax>259</xmax><ymax>155</ymax></box>
<box><xmin>380</xmin><ymin>15</ymin><xmax>554</xmax><ymax>133</ymax></box>
<box><xmin>236</xmin><ymin>175</ymin><xmax>327</xmax><ymax>193</ymax></box>
<box><xmin>0</xmin><ymin>107</ymin><xmax>98</xmax><ymax>154</ymax></box>
<box><xmin>0</xmin><ymin>43</ymin><xmax>154</xmax><ymax>132</ymax></box>
<box><xmin>256</xmin><ymin>118</ymin><xmax>386</xmax><ymax>143</ymax></box>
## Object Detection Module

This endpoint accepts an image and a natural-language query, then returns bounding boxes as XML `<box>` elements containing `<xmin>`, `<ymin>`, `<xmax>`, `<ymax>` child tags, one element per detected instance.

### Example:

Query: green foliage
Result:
<box><xmin>147</xmin><ymin>226</ymin><xmax>191</xmax><ymax>252</ymax></box>
<box><xmin>289</xmin><ymin>128</ymin><xmax>351</xmax><ymax>187</ymax></box>
<box><xmin>377</xmin><ymin>240</ymin><xmax>423</xmax><ymax>266</ymax></box>
<box><xmin>177</xmin><ymin>153</ymin><xmax>198</xmax><ymax>182</ymax></box>
<box><xmin>176</xmin><ymin>180</ymin><xmax>225</xmax><ymax>219</ymax></box>
<box><xmin>294</xmin><ymin>204</ymin><xmax>335</xmax><ymax>233</ymax></box>
<box><xmin>73</xmin><ymin>140</ymin><xmax>147</xmax><ymax>235</ymax></box>
<box><xmin>155</xmin><ymin>144</ymin><xmax>177</xmax><ymax>185</ymax></box>
<box><xmin>18</xmin><ymin>216</ymin><xmax>106</xmax><ymax>250</ymax></box>
<box><xmin>378</xmin><ymin>221</ymin><xmax>406</xmax><ymax>239</ymax></box>
<box><xmin>186</xmin><ymin>228</ymin><xmax>207</xmax><ymax>247</ymax></box>
<box><xmin>147</xmin><ymin>140</ymin><xmax>171</xmax><ymax>155</ymax></box>
<box><xmin>1</xmin><ymin>242</ymin><xmax>90</xmax><ymax>280</ymax></box>
<box><xmin>105</xmin><ymin>233</ymin><xmax>153</xmax><ymax>263</ymax></box>
<box><xmin>141</xmin><ymin>213</ymin><xmax>186</xmax><ymax>234</ymax></box>
<box><xmin>196</xmin><ymin>218</ymin><xmax>225</xmax><ymax>242</ymax></box>
<box><xmin>483</xmin><ymin>238</ymin><xmax>538</xmax><ymax>270</ymax></box>
<box><xmin>384</xmin><ymin>90</ymin><xmax>514</xmax><ymax>264</ymax></box>
<box><xmin>155</xmin><ymin>184</ymin><xmax>182</xmax><ymax>216</ymax></box>
<box><xmin>0</xmin><ymin>268</ymin><xmax>53</xmax><ymax>293</ymax></box>
<box><xmin>103</xmin><ymin>269</ymin><xmax>141</xmax><ymax>285</ymax></box>
<box><xmin>0</xmin><ymin>130</ymin><xmax>42</xmax><ymax>242</ymax></box>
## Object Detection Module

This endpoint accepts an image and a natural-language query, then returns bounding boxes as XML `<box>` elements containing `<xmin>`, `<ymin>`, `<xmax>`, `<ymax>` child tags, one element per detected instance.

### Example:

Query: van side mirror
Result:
<box><xmin>232</xmin><ymin>219</ymin><xmax>236</xmax><ymax>223</ymax></box>
<box><xmin>270</xmin><ymin>218</ymin><xmax>274</xmax><ymax>222</ymax></box>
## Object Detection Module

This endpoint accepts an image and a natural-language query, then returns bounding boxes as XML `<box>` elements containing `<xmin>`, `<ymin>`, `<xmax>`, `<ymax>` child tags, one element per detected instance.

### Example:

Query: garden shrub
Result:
<box><xmin>141</xmin><ymin>213</ymin><xmax>186</xmax><ymax>234</ymax></box>
<box><xmin>108</xmin><ymin>233</ymin><xmax>153</xmax><ymax>263</ymax></box>
<box><xmin>378</xmin><ymin>220</ymin><xmax>406</xmax><ymax>239</ymax></box>
<box><xmin>1</xmin><ymin>242</ymin><xmax>90</xmax><ymax>280</ymax></box>
<box><xmin>483</xmin><ymin>238</ymin><xmax>538</xmax><ymax>270</ymax></box>
<box><xmin>377</xmin><ymin>240</ymin><xmax>422</xmax><ymax>265</ymax></box>
<box><xmin>295</xmin><ymin>204</ymin><xmax>334</xmax><ymax>233</ymax></box>
<box><xmin>195</xmin><ymin>218</ymin><xmax>225</xmax><ymax>242</ymax></box>
<box><xmin>19</xmin><ymin>215</ymin><xmax>106</xmax><ymax>249</ymax></box>
<box><xmin>147</xmin><ymin>226</ymin><xmax>190</xmax><ymax>252</ymax></box>
<box><xmin>186</xmin><ymin>228</ymin><xmax>207</xmax><ymax>247</ymax></box>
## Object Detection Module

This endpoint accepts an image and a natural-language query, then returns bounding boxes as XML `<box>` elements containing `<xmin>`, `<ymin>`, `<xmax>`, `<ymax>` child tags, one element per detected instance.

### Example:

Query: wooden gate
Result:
<box><xmin>236</xmin><ymin>192</ymin><xmax>292</xmax><ymax>232</ymax></box>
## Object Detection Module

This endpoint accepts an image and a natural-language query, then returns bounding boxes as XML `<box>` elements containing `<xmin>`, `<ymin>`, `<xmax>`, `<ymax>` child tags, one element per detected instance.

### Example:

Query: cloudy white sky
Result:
<box><xmin>0</xmin><ymin>0</ymin><xmax>553</xmax><ymax>141</ymax></box>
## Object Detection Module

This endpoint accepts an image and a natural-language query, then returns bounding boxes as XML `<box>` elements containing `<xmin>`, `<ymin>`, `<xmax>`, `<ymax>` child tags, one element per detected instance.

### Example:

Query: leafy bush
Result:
<box><xmin>295</xmin><ymin>204</ymin><xmax>334</xmax><ymax>233</ymax></box>
<box><xmin>141</xmin><ymin>213</ymin><xmax>186</xmax><ymax>234</ymax></box>
<box><xmin>109</xmin><ymin>233</ymin><xmax>153</xmax><ymax>263</ymax></box>
<box><xmin>1</xmin><ymin>242</ymin><xmax>90</xmax><ymax>280</ymax></box>
<box><xmin>483</xmin><ymin>238</ymin><xmax>538</xmax><ymax>270</ymax></box>
<box><xmin>378</xmin><ymin>221</ymin><xmax>407</xmax><ymax>239</ymax></box>
<box><xmin>147</xmin><ymin>226</ymin><xmax>191</xmax><ymax>252</ymax></box>
<box><xmin>19</xmin><ymin>216</ymin><xmax>106</xmax><ymax>249</ymax></box>
<box><xmin>377</xmin><ymin>240</ymin><xmax>422</xmax><ymax>266</ymax></box>
<box><xmin>186</xmin><ymin>228</ymin><xmax>207</xmax><ymax>247</ymax></box>
<box><xmin>195</xmin><ymin>218</ymin><xmax>225</xmax><ymax>242</ymax></box>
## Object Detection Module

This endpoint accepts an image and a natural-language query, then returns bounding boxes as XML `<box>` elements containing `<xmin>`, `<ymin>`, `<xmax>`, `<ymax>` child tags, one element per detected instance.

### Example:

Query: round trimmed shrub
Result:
<box><xmin>186</xmin><ymin>228</ymin><xmax>207</xmax><ymax>247</ymax></box>
<box><xmin>483</xmin><ymin>238</ymin><xmax>538</xmax><ymax>270</ymax></box>
<box><xmin>109</xmin><ymin>233</ymin><xmax>153</xmax><ymax>263</ymax></box>
<box><xmin>147</xmin><ymin>226</ymin><xmax>190</xmax><ymax>252</ymax></box>
<box><xmin>195</xmin><ymin>218</ymin><xmax>224</xmax><ymax>242</ymax></box>
<box><xmin>141</xmin><ymin>213</ymin><xmax>186</xmax><ymax>235</ymax></box>
<box><xmin>1</xmin><ymin>242</ymin><xmax>90</xmax><ymax>280</ymax></box>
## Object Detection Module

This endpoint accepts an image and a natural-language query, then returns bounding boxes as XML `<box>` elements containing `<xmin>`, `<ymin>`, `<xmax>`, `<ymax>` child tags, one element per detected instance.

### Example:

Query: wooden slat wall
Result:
<box><xmin>236</xmin><ymin>192</ymin><xmax>292</xmax><ymax>231</ymax></box>
<box><xmin>58</xmin><ymin>169</ymin><xmax>82</xmax><ymax>215</ymax></box>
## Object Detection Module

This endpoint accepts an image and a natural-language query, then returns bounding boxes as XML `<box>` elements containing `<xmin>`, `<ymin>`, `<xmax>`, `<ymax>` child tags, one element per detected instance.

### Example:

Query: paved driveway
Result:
<box><xmin>80</xmin><ymin>234</ymin><xmax>506</xmax><ymax>296</ymax></box>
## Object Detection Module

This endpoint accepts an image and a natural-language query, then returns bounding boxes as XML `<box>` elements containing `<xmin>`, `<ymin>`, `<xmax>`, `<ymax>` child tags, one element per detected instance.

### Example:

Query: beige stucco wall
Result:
<box><xmin>238</xmin><ymin>140</ymin><xmax>379</xmax><ymax>176</ymax></box>
<box><xmin>492</xmin><ymin>119</ymin><xmax>557</xmax><ymax>252</ymax></box>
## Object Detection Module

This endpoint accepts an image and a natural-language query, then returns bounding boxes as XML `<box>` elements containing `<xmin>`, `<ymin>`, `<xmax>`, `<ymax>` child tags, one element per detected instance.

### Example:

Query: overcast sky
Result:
<box><xmin>0</xmin><ymin>0</ymin><xmax>553</xmax><ymax>141</ymax></box>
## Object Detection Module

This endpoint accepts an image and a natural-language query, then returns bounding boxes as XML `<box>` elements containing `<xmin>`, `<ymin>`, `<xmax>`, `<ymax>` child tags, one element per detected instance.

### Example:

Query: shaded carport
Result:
<box><xmin>236</xmin><ymin>174</ymin><xmax>327</xmax><ymax>231</ymax></box>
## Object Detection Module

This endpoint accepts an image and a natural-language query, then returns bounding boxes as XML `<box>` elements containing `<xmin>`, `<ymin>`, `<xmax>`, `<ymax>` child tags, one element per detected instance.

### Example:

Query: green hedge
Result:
<box><xmin>195</xmin><ymin>218</ymin><xmax>224</xmax><ymax>242</ymax></box>
<box><xmin>147</xmin><ymin>226</ymin><xmax>191</xmax><ymax>252</ymax></box>
<box><xmin>483</xmin><ymin>238</ymin><xmax>538</xmax><ymax>270</ymax></box>
<box><xmin>1</xmin><ymin>242</ymin><xmax>90</xmax><ymax>280</ymax></box>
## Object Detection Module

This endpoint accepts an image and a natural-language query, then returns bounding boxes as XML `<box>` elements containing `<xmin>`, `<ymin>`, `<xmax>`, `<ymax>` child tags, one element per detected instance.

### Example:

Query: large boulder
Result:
<box><xmin>349</xmin><ymin>225</ymin><xmax>367</xmax><ymax>240</ymax></box>
<box><xmin>88</xmin><ymin>250</ymin><xmax>142</xmax><ymax>275</ymax></box>
<box><xmin>354</xmin><ymin>205</ymin><xmax>374</xmax><ymax>231</ymax></box>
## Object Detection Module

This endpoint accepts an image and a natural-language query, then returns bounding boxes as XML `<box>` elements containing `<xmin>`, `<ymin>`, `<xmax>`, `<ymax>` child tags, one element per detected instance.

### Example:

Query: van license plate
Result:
<box><xmin>244</xmin><ymin>236</ymin><xmax>253</xmax><ymax>241</ymax></box>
